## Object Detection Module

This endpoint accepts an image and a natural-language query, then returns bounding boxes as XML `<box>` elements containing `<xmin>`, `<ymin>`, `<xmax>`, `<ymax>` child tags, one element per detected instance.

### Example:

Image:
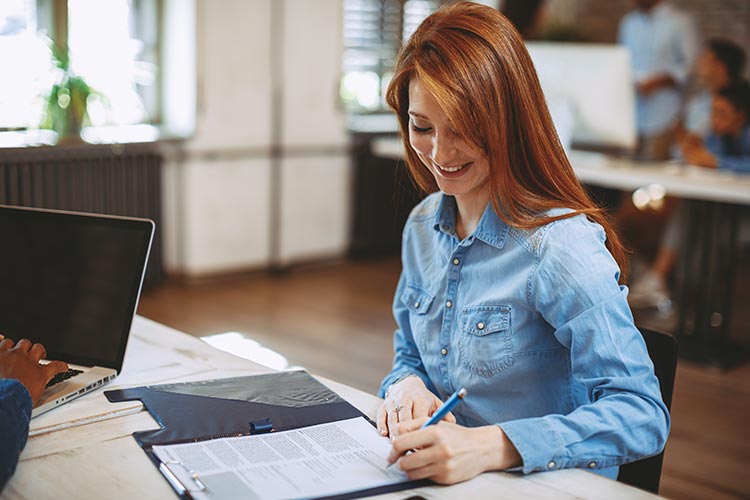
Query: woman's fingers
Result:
<box><xmin>376</xmin><ymin>404</ymin><xmax>388</xmax><ymax>436</ymax></box>
<box><xmin>387</xmin><ymin>405</ymin><xmax>401</xmax><ymax>439</ymax></box>
<box><xmin>388</xmin><ymin>424</ymin><xmax>434</xmax><ymax>463</ymax></box>
<box><xmin>397</xmin><ymin>401</ymin><xmax>414</xmax><ymax>423</ymax></box>
<box><xmin>412</xmin><ymin>398</ymin><xmax>433</xmax><ymax>419</ymax></box>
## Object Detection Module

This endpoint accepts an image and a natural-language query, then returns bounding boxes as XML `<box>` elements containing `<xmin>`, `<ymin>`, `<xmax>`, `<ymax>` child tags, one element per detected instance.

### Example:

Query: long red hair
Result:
<box><xmin>386</xmin><ymin>1</ymin><xmax>629</xmax><ymax>282</ymax></box>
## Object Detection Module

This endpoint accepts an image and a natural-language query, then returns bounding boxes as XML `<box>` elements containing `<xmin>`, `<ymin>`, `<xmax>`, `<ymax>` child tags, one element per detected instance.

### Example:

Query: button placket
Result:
<box><xmin>439</xmin><ymin>250</ymin><xmax>462</xmax><ymax>384</ymax></box>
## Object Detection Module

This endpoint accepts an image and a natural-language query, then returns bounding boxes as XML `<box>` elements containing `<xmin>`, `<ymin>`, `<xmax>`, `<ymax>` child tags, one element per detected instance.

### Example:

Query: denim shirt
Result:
<box><xmin>0</xmin><ymin>379</ymin><xmax>32</xmax><ymax>492</ymax></box>
<box><xmin>379</xmin><ymin>193</ymin><xmax>670</xmax><ymax>478</ymax></box>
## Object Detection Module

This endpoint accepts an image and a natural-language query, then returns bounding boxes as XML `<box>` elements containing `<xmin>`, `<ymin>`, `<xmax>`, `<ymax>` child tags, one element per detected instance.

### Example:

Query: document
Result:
<box><xmin>152</xmin><ymin>417</ymin><xmax>411</xmax><ymax>500</ymax></box>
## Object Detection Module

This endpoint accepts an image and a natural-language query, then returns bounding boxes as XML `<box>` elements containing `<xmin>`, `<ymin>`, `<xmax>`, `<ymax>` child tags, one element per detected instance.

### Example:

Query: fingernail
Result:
<box><xmin>380</xmin><ymin>430</ymin><xmax>387</xmax><ymax>435</ymax></box>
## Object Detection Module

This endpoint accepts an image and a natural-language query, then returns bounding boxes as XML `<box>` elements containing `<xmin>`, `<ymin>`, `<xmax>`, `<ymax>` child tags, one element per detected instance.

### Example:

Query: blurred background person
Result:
<box><xmin>682</xmin><ymin>81</ymin><xmax>750</xmax><ymax>173</ymax></box>
<box><xmin>683</xmin><ymin>39</ymin><xmax>748</xmax><ymax>139</ymax></box>
<box><xmin>618</xmin><ymin>0</ymin><xmax>698</xmax><ymax>161</ymax></box>
<box><xmin>629</xmin><ymin>80</ymin><xmax>750</xmax><ymax>308</ymax></box>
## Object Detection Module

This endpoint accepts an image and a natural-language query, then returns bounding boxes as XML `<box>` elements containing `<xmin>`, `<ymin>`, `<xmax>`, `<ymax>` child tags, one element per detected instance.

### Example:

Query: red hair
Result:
<box><xmin>386</xmin><ymin>1</ymin><xmax>629</xmax><ymax>281</ymax></box>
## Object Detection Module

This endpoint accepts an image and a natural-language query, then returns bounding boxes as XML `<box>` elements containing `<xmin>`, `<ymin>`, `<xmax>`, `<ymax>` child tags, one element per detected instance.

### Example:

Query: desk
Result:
<box><xmin>373</xmin><ymin>138</ymin><xmax>750</xmax><ymax>366</ymax></box>
<box><xmin>2</xmin><ymin>316</ymin><xmax>659</xmax><ymax>499</ymax></box>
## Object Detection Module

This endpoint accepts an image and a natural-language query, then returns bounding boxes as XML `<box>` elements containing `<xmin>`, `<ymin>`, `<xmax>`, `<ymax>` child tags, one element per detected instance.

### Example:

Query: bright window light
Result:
<box><xmin>68</xmin><ymin>0</ymin><xmax>154</xmax><ymax>126</ymax></box>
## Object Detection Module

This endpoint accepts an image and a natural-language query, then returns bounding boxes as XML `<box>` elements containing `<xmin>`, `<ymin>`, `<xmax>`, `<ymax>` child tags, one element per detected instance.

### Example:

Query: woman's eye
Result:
<box><xmin>410</xmin><ymin>122</ymin><xmax>432</xmax><ymax>133</ymax></box>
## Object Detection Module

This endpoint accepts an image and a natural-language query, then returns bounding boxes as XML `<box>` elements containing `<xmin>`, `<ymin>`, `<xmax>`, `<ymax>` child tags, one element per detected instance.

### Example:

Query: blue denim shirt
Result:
<box><xmin>0</xmin><ymin>379</ymin><xmax>32</xmax><ymax>492</ymax></box>
<box><xmin>379</xmin><ymin>193</ymin><xmax>670</xmax><ymax>479</ymax></box>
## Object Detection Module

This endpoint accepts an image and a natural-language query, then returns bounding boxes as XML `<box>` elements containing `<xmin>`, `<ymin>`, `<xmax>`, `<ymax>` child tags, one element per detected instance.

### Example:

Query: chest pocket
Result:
<box><xmin>400</xmin><ymin>284</ymin><xmax>435</xmax><ymax>353</ymax></box>
<box><xmin>458</xmin><ymin>305</ymin><xmax>513</xmax><ymax>376</ymax></box>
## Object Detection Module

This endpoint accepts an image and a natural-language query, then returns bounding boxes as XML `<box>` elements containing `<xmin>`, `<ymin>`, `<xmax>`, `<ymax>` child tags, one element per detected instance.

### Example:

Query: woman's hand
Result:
<box><xmin>387</xmin><ymin>418</ymin><xmax>522</xmax><ymax>484</ymax></box>
<box><xmin>376</xmin><ymin>376</ymin><xmax>456</xmax><ymax>438</ymax></box>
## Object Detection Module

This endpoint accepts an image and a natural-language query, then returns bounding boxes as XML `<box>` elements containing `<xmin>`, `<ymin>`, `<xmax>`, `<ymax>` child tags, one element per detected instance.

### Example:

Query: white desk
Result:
<box><xmin>2</xmin><ymin>316</ymin><xmax>660</xmax><ymax>499</ymax></box>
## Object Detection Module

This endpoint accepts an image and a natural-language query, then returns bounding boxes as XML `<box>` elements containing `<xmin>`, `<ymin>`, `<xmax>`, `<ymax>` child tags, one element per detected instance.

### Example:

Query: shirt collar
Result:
<box><xmin>432</xmin><ymin>194</ymin><xmax>509</xmax><ymax>249</ymax></box>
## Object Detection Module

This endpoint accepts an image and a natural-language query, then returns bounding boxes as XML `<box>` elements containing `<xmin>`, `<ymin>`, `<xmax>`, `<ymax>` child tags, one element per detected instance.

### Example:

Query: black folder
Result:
<box><xmin>105</xmin><ymin>370</ymin><xmax>426</xmax><ymax>499</ymax></box>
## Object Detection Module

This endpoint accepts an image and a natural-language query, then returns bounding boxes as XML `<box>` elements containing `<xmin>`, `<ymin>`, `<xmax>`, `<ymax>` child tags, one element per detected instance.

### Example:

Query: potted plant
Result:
<box><xmin>41</xmin><ymin>44</ymin><xmax>98</xmax><ymax>144</ymax></box>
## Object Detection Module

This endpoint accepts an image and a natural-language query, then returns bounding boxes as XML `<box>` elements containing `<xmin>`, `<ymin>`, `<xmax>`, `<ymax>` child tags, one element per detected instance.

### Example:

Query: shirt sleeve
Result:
<box><xmin>498</xmin><ymin>217</ymin><xmax>670</xmax><ymax>474</ymax></box>
<box><xmin>378</xmin><ymin>223</ymin><xmax>435</xmax><ymax>398</ymax></box>
<box><xmin>0</xmin><ymin>379</ymin><xmax>33</xmax><ymax>492</ymax></box>
<box><xmin>716</xmin><ymin>155</ymin><xmax>750</xmax><ymax>173</ymax></box>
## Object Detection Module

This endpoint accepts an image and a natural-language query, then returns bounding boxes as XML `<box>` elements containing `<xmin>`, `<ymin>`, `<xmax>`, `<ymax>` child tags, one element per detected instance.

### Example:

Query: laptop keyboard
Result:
<box><xmin>46</xmin><ymin>369</ymin><xmax>84</xmax><ymax>388</ymax></box>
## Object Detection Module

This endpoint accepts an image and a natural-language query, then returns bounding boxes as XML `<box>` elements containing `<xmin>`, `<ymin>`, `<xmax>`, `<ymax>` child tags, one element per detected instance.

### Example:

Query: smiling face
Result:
<box><xmin>407</xmin><ymin>78</ymin><xmax>490</xmax><ymax>208</ymax></box>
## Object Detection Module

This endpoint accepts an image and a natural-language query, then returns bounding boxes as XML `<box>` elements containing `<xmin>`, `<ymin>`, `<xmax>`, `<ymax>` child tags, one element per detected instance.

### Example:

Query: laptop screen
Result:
<box><xmin>0</xmin><ymin>206</ymin><xmax>154</xmax><ymax>370</ymax></box>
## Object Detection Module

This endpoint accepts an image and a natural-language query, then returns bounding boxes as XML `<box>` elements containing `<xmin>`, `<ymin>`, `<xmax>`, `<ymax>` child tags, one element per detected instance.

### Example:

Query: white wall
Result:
<box><xmin>163</xmin><ymin>0</ymin><xmax>351</xmax><ymax>277</ymax></box>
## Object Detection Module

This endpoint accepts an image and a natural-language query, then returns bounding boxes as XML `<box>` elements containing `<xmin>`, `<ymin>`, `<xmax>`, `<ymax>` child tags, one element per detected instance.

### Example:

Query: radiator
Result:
<box><xmin>0</xmin><ymin>143</ymin><xmax>164</xmax><ymax>287</ymax></box>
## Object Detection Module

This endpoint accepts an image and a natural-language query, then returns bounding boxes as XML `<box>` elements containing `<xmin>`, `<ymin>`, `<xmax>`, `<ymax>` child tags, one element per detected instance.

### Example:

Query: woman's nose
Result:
<box><xmin>431</xmin><ymin>133</ymin><xmax>458</xmax><ymax>165</ymax></box>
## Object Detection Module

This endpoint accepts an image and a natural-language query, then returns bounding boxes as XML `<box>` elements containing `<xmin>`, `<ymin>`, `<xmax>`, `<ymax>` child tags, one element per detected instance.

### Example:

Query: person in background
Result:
<box><xmin>629</xmin><ymin>81</ymin><xmax>750</xmax><ymax>308</ymax></box>
<box><xmin>0</xmin><ymin>334</ymin><xmax>68</xmax><ymax>492</ymax></box>
<box><xmin>683</xmin><ymin>38</ymin><xmax>747</xmax><ymax>138</ymax></box>
<box><xmin>618</xmin><ymin>0</ymin><xmax>698</xmax><ymax>161</ymax></box>
<box><xmin>683</xmin><ymin>82</ymin><xmax>750</xmax><ymax>172</ymax></box>
<box><xmin>377</xmin><ymin>2</ymin><xmax>668</xmax><ymax>484</ymax></box>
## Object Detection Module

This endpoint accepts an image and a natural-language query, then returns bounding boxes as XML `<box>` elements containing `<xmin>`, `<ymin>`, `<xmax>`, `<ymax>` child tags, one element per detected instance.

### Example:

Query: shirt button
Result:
<box><xmin>441</xmin><ymin>348</ymin><xmax>448</xmax><ymax>356</ymax></box>
<box><xmin>452</xmin><ymin>258</ymin><xmax>460</xmax><ymax>265</ymax></box>
<box><xmin>477</xmin><ymin>322</ymin><xmax>485</xmax><ymax>330</ymax></box>
<box><xmin>588</xmin><ymin>461</ymin><xmax>596</xmax><ymax>469</ymax></box>
<box><xmin>414</xmin><ymin>301</ymin><xmax>420</xmax><ymax>308</ymax></box>
<box><xmin>547</xmin><ymin>461</ymin><xmax>556</xmax><ymax>469</ymax></box>
<box><xmin>442</xmin><ymin>225</ymin><xmax>451</xmax><ymax>232</ymax></box>
<box><xmin>446</xmin><ymin>300</ymin><xmax>452</xmax><ymax>308</ymax></box>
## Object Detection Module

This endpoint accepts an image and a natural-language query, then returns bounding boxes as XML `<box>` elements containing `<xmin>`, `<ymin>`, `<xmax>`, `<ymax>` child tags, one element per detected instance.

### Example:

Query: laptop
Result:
<box><xmin>0</xmin><ymin>205</ymin><xmax>154</xmax><ymax>418</ymax></box>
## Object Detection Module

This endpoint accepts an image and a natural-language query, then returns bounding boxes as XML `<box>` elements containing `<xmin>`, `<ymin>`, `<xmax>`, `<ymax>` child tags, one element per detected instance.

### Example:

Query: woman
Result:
<box><xmin>376</xmin><ymin>2</ymin><xmax>669</xmax><ymax>485</ymax></box>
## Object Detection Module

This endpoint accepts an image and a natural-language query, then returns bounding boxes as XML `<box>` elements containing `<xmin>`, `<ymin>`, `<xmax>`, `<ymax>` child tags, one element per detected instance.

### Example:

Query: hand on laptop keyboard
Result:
<box><xmin>0</xmin><ymin>335</ymin><xmax>69</xmax><ymax>406</ymax></box>
<box><xmin>46</xmin><ymin>368</ymin><xmax>84</xmax><ymax>388</ymax></box>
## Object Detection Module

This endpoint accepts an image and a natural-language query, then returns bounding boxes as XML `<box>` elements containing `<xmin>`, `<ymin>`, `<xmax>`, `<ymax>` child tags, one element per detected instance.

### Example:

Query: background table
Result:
<box><xmin>2</xmin><ymin>316</ymin><xmax>660</xmax><ymax>499</ymax></box>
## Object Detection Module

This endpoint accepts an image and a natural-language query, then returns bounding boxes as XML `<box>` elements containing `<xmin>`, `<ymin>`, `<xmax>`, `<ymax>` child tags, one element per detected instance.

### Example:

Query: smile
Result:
<box><xmin>435</xmin><ymin>161</ymin><xmax>472</xmax><ymax>173</ymax></box>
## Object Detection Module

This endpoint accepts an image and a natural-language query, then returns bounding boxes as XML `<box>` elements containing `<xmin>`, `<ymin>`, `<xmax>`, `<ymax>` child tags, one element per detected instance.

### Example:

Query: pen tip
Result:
<box><xmin>457</xmin><ymin>388</ymin><xmax>467</xmax><ymax>399</ymax></box>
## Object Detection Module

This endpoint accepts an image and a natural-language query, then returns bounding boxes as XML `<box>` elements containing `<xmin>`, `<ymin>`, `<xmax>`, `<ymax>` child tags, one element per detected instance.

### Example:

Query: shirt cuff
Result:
<box><xmin>498</xmin><ymin>417</ymin><xmax>566</xmax><ymax>474</ymax></box>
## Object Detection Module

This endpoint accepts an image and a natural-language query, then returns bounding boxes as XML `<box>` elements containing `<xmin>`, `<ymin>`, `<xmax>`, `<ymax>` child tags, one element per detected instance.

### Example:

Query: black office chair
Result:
<box><xmin>616</xmin><ymin>327</ymin><xmax>678</xmax><ymax>494</ymax></box>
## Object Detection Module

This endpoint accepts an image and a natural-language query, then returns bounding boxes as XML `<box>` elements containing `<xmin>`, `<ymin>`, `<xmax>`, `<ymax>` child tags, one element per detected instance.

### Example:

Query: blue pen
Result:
<box><xmin>420</xmin><ymin>387</ymin><xmax>467</xmax><ymax>429</ymax></box>
<box><xmin>386</xmin><ymin>388</ymin><xmax>467</xmax><ymax>467</ymax></box>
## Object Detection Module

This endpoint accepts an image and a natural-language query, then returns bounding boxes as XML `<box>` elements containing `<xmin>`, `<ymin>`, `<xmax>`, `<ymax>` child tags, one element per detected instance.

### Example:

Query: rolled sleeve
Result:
<box><xmin>499</xmin><ymin>218</ymin><xmax>670</xmax><ymax>474</ymax></box>
<box><xmin>0</xmin><ymin>379</ymin><xmax>33</xmax><ymax>492</ymax></box>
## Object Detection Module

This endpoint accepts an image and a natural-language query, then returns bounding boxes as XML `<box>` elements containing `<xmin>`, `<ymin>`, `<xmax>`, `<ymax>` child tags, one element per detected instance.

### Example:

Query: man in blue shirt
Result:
<box><xmin>618</xmin><ymin>0</ymin><xmax>698</xmax><ymax>160</ymax></box>
<box><xmin>0</xmin><ymin>334</ymin><xmax>67</xmax><ymax>492</ymax></box>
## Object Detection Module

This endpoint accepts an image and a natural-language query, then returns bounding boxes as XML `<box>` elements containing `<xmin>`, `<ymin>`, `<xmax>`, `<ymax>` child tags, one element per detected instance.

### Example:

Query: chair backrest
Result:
<box><xmin>617</xmin><ymin>327</ymin><xmax>678</xmax><ymax>494</ymax></box>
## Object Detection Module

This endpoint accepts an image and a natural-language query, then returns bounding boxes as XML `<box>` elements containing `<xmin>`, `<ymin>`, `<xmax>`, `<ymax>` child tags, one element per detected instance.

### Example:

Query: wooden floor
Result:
<box><xmin>138</xmin><ymin>257</ymin><xmax>749</xmax><ymax>500</ymax></box>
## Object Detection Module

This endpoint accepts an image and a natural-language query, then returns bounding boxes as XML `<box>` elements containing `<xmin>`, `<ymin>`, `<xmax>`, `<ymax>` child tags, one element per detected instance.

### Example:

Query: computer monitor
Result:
<box><xmin>526</xmin><ymin>42</ymin><xmax>637</xmax><ymax>151</ymax></box>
